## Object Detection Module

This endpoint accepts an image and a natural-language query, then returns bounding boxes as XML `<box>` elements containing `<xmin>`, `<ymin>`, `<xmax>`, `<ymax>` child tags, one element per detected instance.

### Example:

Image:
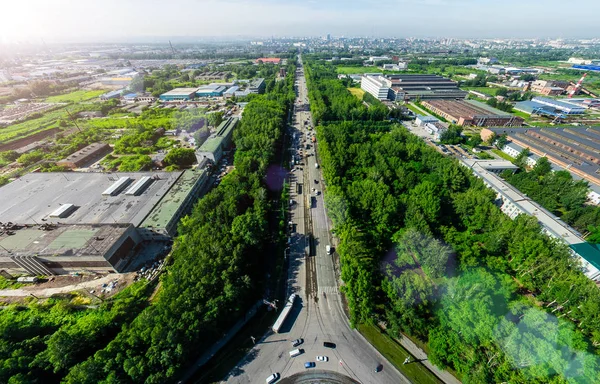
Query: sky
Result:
<box><xmin>1</xmin><ymin>0</ymin><xmax>599</xmax><ymax>43</ymax></box>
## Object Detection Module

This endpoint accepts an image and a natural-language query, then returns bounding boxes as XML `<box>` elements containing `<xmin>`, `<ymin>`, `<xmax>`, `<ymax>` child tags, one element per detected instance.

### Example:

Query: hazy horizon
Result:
<box><xmin>1</xmin><ymin>0</ymin><xmax>599</xmax><ymax>44</ymax></box>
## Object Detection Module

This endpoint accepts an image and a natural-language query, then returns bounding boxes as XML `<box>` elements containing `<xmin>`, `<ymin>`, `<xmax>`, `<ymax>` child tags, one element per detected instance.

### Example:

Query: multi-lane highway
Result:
<box><xmin>223</xmin><ymin>55</ymin><xmax>409</xmax><ymax>384</ymax></box>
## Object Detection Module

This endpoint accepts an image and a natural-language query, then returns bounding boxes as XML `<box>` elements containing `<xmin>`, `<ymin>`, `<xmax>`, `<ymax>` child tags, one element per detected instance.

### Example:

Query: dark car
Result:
<box><xmin>375</xmin><ymin>364</ymin><xmax>383</xmax><ymax>372</ymax></box>
<box><xmin>323</xmin><ymin>342</ymin><xmax>336</xmax><ymax>348</ymax></box>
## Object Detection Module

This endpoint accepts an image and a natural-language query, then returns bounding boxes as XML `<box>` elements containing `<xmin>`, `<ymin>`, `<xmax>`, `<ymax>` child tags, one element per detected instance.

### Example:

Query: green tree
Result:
<box><xmin>163</xmin><ymin>148</ymin><xmax>196</xmax><ymax>168</ymax></box>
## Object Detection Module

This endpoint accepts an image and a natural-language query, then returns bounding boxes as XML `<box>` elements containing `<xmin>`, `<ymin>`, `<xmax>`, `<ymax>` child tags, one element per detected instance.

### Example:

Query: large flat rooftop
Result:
<box><xmin>0</xmin><ymin>172</ymin><xmax>182</xmax><ymax>226</ymax></box>
<box><xmin>140</xmin><ymin>169</ymin><xmax>207</xmax><ymax>230</ymax></box>
<box><xmin>0</xmin><ymin>223</ymin><xmax>131</xmax><ymax>258</ymax></box>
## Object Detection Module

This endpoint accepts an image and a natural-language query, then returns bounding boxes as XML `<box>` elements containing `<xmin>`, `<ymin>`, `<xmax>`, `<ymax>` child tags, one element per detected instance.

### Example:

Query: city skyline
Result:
<box><xmin>2</xmin><ymin>0</ymin><xmax>599</xmax><ymax>44</ymax></box>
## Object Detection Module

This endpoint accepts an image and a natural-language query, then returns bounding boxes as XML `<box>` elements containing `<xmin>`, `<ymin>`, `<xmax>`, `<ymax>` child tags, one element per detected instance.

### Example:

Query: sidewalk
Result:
<box><xmin>394</xmin><ymin>332</ymin><xmax>461</xmax><ymax>384</ymax></box>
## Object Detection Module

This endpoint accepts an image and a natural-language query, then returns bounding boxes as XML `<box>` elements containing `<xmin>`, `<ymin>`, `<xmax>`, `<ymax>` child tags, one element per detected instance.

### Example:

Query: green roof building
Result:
<box><xmin>140</xmin><ymin>168</ymin><xmax>209</xmax><ymax>237</ymax></box>
<box><xmin>195</xmin><ymin>117</ymin><xmax>239</xmax><ymax>163</ymax></box>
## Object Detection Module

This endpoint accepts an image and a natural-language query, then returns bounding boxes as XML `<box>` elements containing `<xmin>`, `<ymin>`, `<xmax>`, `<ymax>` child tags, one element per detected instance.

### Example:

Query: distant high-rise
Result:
<box><xmin>327</xmin><ymin>33</ymin><xmax>331</xmax><ymax>41</ymax></box>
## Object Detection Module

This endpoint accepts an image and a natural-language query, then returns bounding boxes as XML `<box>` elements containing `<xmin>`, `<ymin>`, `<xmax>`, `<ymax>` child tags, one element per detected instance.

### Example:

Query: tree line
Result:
<box><xmin>306</xmin><ymin>58</ymin><xmax>600</xmax><ymax>383</ymax></box>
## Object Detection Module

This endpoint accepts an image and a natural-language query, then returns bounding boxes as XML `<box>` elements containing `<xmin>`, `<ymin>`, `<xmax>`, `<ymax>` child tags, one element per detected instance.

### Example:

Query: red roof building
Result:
<box><xmin>256</xmin><ymin>58</ymin><xmax>281</xmax><ymax>64</ymax></box>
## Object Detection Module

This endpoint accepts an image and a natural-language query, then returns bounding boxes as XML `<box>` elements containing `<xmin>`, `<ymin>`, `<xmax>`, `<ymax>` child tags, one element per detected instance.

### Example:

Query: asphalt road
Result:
<box><xmin>222</xmin><ymin>56</ymin><xmax>410</xmax><ymax>384</ymax></box>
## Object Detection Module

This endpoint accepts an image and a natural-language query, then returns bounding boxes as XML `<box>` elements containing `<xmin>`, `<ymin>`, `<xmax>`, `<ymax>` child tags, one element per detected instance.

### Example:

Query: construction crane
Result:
<box><xmin>169</xmin><ymin>40</ymin><xmax>176</xmax><ymax>55</ymax></box>
<box><xmin>568</xmin><ymin>73</ymin><xmax>587</xmax><ymax>98</ymax></box>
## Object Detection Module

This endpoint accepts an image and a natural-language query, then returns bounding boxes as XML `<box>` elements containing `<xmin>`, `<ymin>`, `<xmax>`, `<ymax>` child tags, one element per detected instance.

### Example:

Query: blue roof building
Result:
<box><xmin>196</xmin><ymin>84</ymin><xmax>227</xmax><ymax>98</ymax></box>
<box><xmin>531</xmin><ymin>97</ymin><xmax>586</xmax><ymax>115</ymax></box>
<box><xmin>572</xmin><ymin>64</ymin><xmax>600</xmax><ymax>73</ymax></box>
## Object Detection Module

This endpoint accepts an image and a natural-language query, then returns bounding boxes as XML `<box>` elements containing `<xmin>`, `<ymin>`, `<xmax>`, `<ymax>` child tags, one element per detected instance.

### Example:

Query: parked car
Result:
<box><xmin>304</xmin><ymin>362</ymin><xmax>316</xmax><ymax>369</ymax></box>
<box><xmin>316</xmin><ymin>355</ymin><xmax>328</xmax><ymax>362</ymax></box>
<box><xmin>323</xmin><ymin>341</ymin><xmax>336</xmax><ymax>348</ymax></box>
<box><xmin>291</xmin><ymin>338</ymin><xmax>304</xmax><ymax>347</ymax></box>
<box><xmin>375</xmin><ymin>364</ymin><xmax>383</xmax><ymax>372</ymax></box>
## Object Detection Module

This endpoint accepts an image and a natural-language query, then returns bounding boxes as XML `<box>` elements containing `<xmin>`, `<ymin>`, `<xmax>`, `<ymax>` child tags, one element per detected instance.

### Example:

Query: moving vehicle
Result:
<box><xmin>266</xmin><ymin>373</ymin><xmax>280</xmax><ymax>383</ymax></box>
<box><xmin>291</xmin><ymin>338</ymin><xmax>304</xmax><ymax>347</ymax></box>
<box><xmin>289</xmin><ymin>348</ymin><xmax>303</xmax><ymax>357</ymax></box>
<box><xmin>316</xmin><ymin>355</ymin><xmax>328</xmax><ymax>362</ymax></box>
<box><xmin>315</xmin><ymin>163</ymin><xmax>319</xmax><ymax>169</ymax></box>
<box><xmin>323</xmin><ymin>341</ymin><xmax>336</xmax><ymax>348</ymax></box>
<box><xmin>326</xmin><ymin>245</ymin><xmax>332</xmax><ymax>255</ymax></box>
<box><xmin>304</xmin><ymin>362</ymin><xmax>316</xmax><ymax>368</ymax></box>
<box><xmin>314</xmin><ymin>179</ymin><xmax>318</xmax><ymax>184</ymax></box>
<box><xmin>375</xmin><ymin>364</ymin><xmax>383</xmax><ymax>372</ymax></box>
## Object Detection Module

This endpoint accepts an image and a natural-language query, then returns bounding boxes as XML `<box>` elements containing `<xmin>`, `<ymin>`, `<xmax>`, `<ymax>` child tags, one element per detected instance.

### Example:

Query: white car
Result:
<box><xmin>316</xmin><ymin>355</ymin><xmax>328</xmax><ymax>362</ymax></box>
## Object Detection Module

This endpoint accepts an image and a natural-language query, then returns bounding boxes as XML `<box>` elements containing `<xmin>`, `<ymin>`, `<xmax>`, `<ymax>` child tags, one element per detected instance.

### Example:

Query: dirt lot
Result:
<box><xmin>0</xmin><ymin>272</ymin><xmax>137</xmax><ymax>302</ymax></box>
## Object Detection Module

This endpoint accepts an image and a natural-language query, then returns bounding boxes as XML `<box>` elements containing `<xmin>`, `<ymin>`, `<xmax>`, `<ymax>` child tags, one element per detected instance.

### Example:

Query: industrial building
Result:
<box><xmin>256</xmin><ymin>58</ymin><xmax>281</xmax><ymax>65</ymax></box>
<box><xmin>248</xmin><ymin>78</ymin><xmax>266</xmax><ymax>94</ymax></box>
<box><xmin>572</xmin><ymin>64</ymin><xmax>600</xmax><ymax>73</ymax></box>
<box><xmin>196</xmin><ymin>84</ymin><xmax>227</xmax><ymax>98</ymax></box>
<box><xmin>361</xmin><ymin>74</ymin><xmax>467</xmax><ymax>101</ymax></box>
<box><xmin>461</xmin><ymin>159</ymin><xmax>600</xmax><ymax>281</ymax></box>
<box><xmin>195</xmin><ymin>117</ymin><xmax>239</xmax><ymax>163</ymax></box>
<box><xmin>421</xmin><ymin>99</ymin><xmax>524</xmax><ymax>127</ymax></box>
<box><xmin>0</xmin><ymin>170</ymin><xmax>209</xmax><ymax>275</ymax></box>
<box><xmin>57</xmin><ymin>143</ymin><xmax>112</xmax><ymax>169</ymax></box>
<box><xmin>531</xmin><ymin>97</ymin><xmax>586</xmax><ymax>115</ymax></box>
<box><xmin>360</xmin><ymin>74</ymin><xmax>390</xmax><ymax>100</ymax></box>
<box><xmin>223</xmin><ymin>86</ymin><xmax>239</xmax><ymax>98</ymax></box>
<box><xmin>100</xmin><ymin>89</ymin><xmax>125</xmax><ymax>101</ymax></box>
<box><xmin>159</xmin><ymin>88</ymin><xmax>198</xmax><ymax>101</ymax></box>
<box><xmin>481</xmin><ymin>126</ymin><xmax>600</xmax><ymax>187</ymax></box>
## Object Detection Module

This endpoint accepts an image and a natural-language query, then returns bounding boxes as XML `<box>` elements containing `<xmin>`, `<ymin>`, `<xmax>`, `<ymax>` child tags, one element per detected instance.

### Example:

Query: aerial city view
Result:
<box><xmin>2</xmin><ymin>1</ymin><xmax>600</xmax><ymax>383</ymax></box>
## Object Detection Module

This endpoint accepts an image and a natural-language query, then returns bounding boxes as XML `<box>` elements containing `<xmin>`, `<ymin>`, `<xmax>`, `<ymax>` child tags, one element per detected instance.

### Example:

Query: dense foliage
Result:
<box><xmin>0</xmin><ymin>282</ymin><xmax>150</xmax><ymax>383</ymax></box>
<box><xmin>307</xmin><ymin>58</ymin><xmax>600</xmax><ymax>383</ymax></box>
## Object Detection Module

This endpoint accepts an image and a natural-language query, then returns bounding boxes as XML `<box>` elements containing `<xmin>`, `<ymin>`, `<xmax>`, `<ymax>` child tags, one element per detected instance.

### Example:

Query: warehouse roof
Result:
<box><xmin>0</xmin><ymin>172</ymin><xmax>182</xmax><ymax>226</ymax></box>
<box><xmin>58</xmin><ymin>143</ymin><xmax>111</xmax><ymax>166</ymax></box>
<box><xmin>0</xmin><ymin>223</ymin><xmax>132</xmax><ymax>259</ymax></box>
<box><xmin>197</xmin><ymin>117</ymin><xmax>239</xmax><ymax>154</ymax></box>
<box><xmin>140</xmin><ymin>169</ymin><xmax>207</xmax><ymax>230</ymax></box>
<box><xmin>160</xmin><ymin>88</ymin><xmax>198</xmax><ymax>97</ymax></box>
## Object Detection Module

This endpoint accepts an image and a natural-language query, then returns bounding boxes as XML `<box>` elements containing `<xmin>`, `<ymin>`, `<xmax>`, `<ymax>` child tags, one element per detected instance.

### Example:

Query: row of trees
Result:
<box><xmin>306</xmin><ymin>58</ymin><xmax>600</xmax><ymax>383</ymax></box>
<box><xmin>304</xmin><ymin>62</ymin><xmax>388</xmax><ymax>124</ymax></box>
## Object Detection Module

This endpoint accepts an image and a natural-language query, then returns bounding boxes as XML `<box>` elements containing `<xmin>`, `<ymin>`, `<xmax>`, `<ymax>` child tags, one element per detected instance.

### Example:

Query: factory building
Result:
<box><xmin>421</xmin><ymin>99</ymin><xmax>524</xmax><ymax>127</ymax></box>
<box><xmin>223</xmin><ymin>86</ymin><xmax>239</xmax><ymax>98</ymax></box>
<box><xmin>159</xmin><ymin>88</ymin><xmax>198</xmax><ymax>101</ymax></box>
<box><xmin>460</xmin><ymin>159</ymin><xmax>600</xmax><ymax>281</ymax></box>
<box><xmin>100</xmin><ymin>89</ymin><xmax>125</xmax><ymax>101</ymax></box>
<box><xmin>256</xmin><ymin>58</ymin><xmax>281</xmax><ymax>65</ymax></box>
<box><xmin>481</xmin><ymin>126</ymin><xmax>600</xmax><ymax>187</ymax></box>
<box><xmin>248</xmin><ymin>78</ymin><xmax>266</xmax><ymax>94</ymax></box>
<box><xmin>387</xmin><ymin>74</ymin><xmax>467</xmax><ymax>101</ymax></box>
<box><xmin>195</xmin><ymin>117</ymin><xmax>239</xmax><ymax>163</ymax></box>
<box><xmin>57</xmin><ymin>143</ymin><xmax>112</xmax><ymax>169</ymax></box>
<box><xmin>0</xmin><ymin>170</ymin><xmax>209</xmax><ymax>275</ymax></box>
<box><xmin>196</xmin><ymin>84</ymin><xmax>227</xmax><ymax>98</ymax></box>
<box><xmin>531</xmin><ymin>97</ymin><xmax>586</xmax><ymax>115</ymax></box>
<box><xmin>530</xmin><ymin>80</ymin><xmax>569</xmax><ymax>95</ymax></box>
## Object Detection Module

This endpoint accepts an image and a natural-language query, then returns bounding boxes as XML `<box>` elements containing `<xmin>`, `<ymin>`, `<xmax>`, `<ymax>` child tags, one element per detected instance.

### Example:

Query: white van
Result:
<box><xmin>289</xmin><ymin>348</ymin><xmax>302</xmax><ymax>357</ymax></box>
<box><xmin>266</xmin><ymin>372</ymin><xmax>280</xmax><ymax>383</ymax></box>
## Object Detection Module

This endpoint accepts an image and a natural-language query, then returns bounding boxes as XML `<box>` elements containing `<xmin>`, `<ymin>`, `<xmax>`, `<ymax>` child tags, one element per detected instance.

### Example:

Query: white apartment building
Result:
<box><xmin>360</xmin><ymin>74</ymin><xmax>391</xmax><ymax>100</ymax></box>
